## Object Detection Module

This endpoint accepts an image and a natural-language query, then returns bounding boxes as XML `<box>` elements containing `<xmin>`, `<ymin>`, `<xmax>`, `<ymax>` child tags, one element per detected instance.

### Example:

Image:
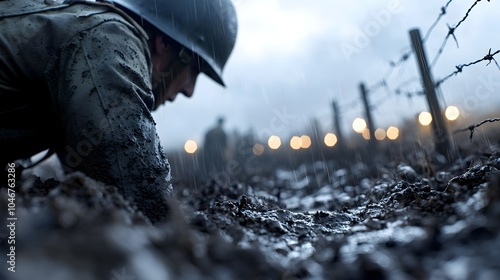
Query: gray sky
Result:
<box><xmin>153</xmin><ymin>0</ymin><xmax>500</xmax><ymax>151</ymax></box>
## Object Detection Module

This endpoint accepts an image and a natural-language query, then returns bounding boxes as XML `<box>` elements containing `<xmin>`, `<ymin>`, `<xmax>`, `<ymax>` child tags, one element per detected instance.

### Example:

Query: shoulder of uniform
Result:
<box><xmin>65</xmin><ymin>1</ymin><xmax>148</xmax><ymax>41</ymax></box>
<box><xmin>0</xmin><ymin>0</ymin><xmax>148</xmax><ymax>40</ymax></box>
<box><xmin>81</xmin><ymin>1</ymin><xmax>149</xmax><ymax>40</ymax></box>
<box><xmin>0</xmin><ymin>0</ymin><xmax>69</xmax><ymax>18</ymax></box>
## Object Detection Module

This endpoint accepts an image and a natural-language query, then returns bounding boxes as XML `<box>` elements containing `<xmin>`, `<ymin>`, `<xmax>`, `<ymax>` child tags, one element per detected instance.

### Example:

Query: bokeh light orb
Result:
<box><xmin>445</xmin><ymin>106</ymin><xmax>460</xmax><ymax>121</ymax></box>
<box><xmin>418</xmin><ymin>112</ymin><xmax>432</xmax><ymax>126</ymax></box>
<box><xmin>300</xmin><ymin>135</ymin><xmax>312</xmax><ymax>149</ymax></box>
<box><xmin>290</xmin><ymin>136</ymin><xmax>302</xmax><ymax>150</ymax></box>
<box><xmin>268</xmin><ymin>135</ymin><xmax>282</xmax><ymax>149</ymax></box>
<box><xmin>362</xmin><ymin>128</ymin><xmax>370</xmax><ymax>140</ymax></box>
<box><xmin>352</xmin><ymin>118</ymin><xmax>367</xmax><ymax>133</ymax></box>
<box><xmin>184</xmin><ymin>140</ymin><xmax>198</xmax><ymax>154</ymax></box>
<box><xmin>386</xmin><ymin>126</ymin><xmax>399</xmax><ymax>140</ymax></box>
<box><xmin>324</xmin><ymin>133</ymin><xmax>337</xmax><ymax>147</ymax></box>
<box><xmin>374</xmin><ymin>128</ymin><xmax>386</xmax><ymax>141</ymax></box>
<box><xmin>253</xmin><ymin>143</ymin><xmax>264</xmax><ymax>156</ymax></box>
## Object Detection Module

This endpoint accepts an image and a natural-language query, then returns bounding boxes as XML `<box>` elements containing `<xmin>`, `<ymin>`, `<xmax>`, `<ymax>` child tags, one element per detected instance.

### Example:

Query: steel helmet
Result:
<box><xmin>109</xmin><ymin>0</ymin><xmax>238</xmax><ymax>87</ymax></box>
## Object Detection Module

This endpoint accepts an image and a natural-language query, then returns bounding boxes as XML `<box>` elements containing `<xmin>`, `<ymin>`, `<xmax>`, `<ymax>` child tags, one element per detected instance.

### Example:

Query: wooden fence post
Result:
<box><xmin>360</xmin><ymin>83</ymin><xmax>378</xmax><ymax>151</ymax></box>
<box><xmin>331</xmin><ymin>100</ymin><xmax>345</xmax><ymax>150</ymax></box>
<box><xmin>409</xmin><ymin>28</ymin><xmax>453</xmax><ymax>162</ymax></box>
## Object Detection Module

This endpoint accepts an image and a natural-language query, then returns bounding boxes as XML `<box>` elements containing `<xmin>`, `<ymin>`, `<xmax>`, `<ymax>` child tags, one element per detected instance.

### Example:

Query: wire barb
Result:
<box><xmin>454</xmin><ymin>118</ymin><xmax>500</xmax><ymax>142</ymax></box>
<box><xmin>435</xmin><ymin>49</ymin><xmax>500</xmax><ymax>87</ymax></box>
<box><xmin>423</xmin><ymin>0</ymin><xmax>453</xmax><ymax>42</ymax></box>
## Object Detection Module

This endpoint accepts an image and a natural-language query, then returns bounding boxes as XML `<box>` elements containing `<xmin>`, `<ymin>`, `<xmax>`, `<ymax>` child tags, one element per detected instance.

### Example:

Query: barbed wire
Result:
<box><xmin>454</xmin><ymin>117</ymin><xmax>500</xmax><ymax>141</ymax></box>
<box><xmin>367</xmin><ymin>80</ymin><xmax>387</xmax><ymax>94</ymax></box>
<box><xmin>389</xmin><ymin>50</ymin><xmax>413</xmax><ymax>69</ymax></box>
<box><xmin>371</xmin><ymin>90</ymin><xmax>394</xmax><ymax>110</ymax></box>
<box><xmin>374</xmin><ymin>0</ymin><xmax>455</xmax><ymax>90</ymax></box>
<box><xmin>430</xmin><ymin>24</ymin><xmax>459</xmax><ymax>67</ymax></box>
<box><xmin>395</xmin><ymin>89</ymin><xmax>425</xmax><ymax>98</ymax></box>
<box><xmin>347</xmin><ymin>0</ymin><xmax>495</xmax><ymax>126</ymax></box>
<box><xmin>430</xmin><ymin>0</ymin><xmax>491</xmax><ymax>67</ymax></box>
<box><xmin>385</xmin><ymin>0</ymin><xmax>458</xmax><ymax>72</ymax></box>
<box><xmin>423</xmin><ymin>0</ymin><xmax>454</xmax><ymax>42</ymax></box>
<box><xmin>391</xmin><ymin>76</ymin><xmax>420</xmax><ymax>96</ymax></box>
<box><xmin>454</xmin><ymin>0</ymin><xmax>488</xmax><ymax>30</ymax></box>
<box><xmin>338</xmin><ymin>98</ymin><xmax>360</xmax><ymax>114</ymax></box>
<box><xmin>361</xmin><ymin>0</ymin><xmax>493</xmax><ymax>106</ymax></box>
<box><xmin>367</xmin><ymin>0</ymin><xmax>453</xmax><ymax>106</ymax></box>
<box><xmin>365</xmin><ymin>50</ymin><xmax>413</xmax><ymax>99</ymax></box>
<box><xmin>435</xmin><ymin>48</ymin><xmax>500</xmax><ymax>87</ymax></box>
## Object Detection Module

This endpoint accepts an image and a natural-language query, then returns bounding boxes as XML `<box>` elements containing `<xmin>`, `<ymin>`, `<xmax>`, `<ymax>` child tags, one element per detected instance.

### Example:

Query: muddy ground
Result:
<box><xmin>1</xmin><ymin>136</ymin><xmax>500</xmax><ymax>279</ymax></box>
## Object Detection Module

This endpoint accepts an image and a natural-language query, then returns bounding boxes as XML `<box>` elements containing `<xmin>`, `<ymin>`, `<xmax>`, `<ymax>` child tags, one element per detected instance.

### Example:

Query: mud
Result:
<box><xmin>1</xmin><ymin>143</ymin><xmax>500</xmax><ymax>280</ymax></box>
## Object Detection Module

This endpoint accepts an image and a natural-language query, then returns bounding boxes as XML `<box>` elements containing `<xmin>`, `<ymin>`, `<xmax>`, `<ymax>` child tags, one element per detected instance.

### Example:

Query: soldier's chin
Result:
<box><xmin>152</xmin><ymin>83</ymin><xmax>170</xmax><ymax>108</ymax></box>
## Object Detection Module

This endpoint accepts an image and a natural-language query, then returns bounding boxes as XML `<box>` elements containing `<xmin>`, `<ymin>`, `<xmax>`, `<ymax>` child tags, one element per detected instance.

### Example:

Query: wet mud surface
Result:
<box><xmin>1</xmin><ymin>144</ymin><xmax>500</xmax><ymax>279</ymax></box>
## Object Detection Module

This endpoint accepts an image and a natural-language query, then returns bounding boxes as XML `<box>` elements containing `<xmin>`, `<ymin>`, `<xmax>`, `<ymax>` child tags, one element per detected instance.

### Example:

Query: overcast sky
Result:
<box><xmin>153</xmin><ymin>0</ymin><xmax>500</xmax><ymax>151</ymax></box>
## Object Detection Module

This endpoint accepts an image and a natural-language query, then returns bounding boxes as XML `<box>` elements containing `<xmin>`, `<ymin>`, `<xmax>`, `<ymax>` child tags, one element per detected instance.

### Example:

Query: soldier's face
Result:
<box><xmin>150</xmin><ymin>36</ymin><xmax>200</xmax><ymax>110</ymax></box>
<box><xmin>152</xmin><ymin>63</ymin><xmax>199</xmax><ymax>107</ymax></box>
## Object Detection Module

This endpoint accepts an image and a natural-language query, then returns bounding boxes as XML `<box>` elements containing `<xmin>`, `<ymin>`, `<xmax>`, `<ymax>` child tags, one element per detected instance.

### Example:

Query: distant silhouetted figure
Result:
<box><xmin>0</xmin><ymin>0</ymin><xmax>238</xmax><ymax>224</ymax></box>
<box><xmin>203</xmin><ymin>117</ymin><xmax>228</xmax><ymax>176</ymax></box>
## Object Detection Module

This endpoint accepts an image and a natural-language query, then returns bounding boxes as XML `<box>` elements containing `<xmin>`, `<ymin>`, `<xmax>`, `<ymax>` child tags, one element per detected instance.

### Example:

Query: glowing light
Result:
<box><xmin>352</xmin><ymin>118</ymin><xmax>367</xmax><ymax>133</ymax></box>
<box><xmin>184</xmin><ymin>140</ymin><xmax>198</xmax><ymax>154</ymax></box>
<box><xmin>445</xmin><ymin>106</ymin><xmax>460</xmax><ymax>121</ymax></box>
<box><xmin>268</xmin><ymin>135</ymin><xmax>281</xmax><ymax>150</ymax></box>
<box><xmin>418</xmin><ymin>112</ymin><xmax>432</xmax><ymax>126</ymax></box>
<box><xmin>290</xmin><ymin>136</ymin><xmax>302</xmax><ymax>150</ymax></box>
<box><xmin>300</xmin><ymin>135</ymin><xmax>312</xmax><ymax>149</ymax></box>
<box><xmin>324</xmin><ymin>133</ymin><xmax>337</xmax><ymax>147</ymax></box>
<box><xmin>253</xmin><ymin>143</ymin><xmax>264</xmax><ymax>156</ymax></box>
<box><xmin>362</xmin><ymin>128</ymin><xmax>370</xmax><ymax>140</ymax></box>
<box><xmin>374</xmin><ymin>128</ymin><xmax>386</xmax><ymax>141</ymax></box>
<box><xmin>386</xmin><ymin>126</ymin><xmax>399</xmax><ymax>140</ymax></box>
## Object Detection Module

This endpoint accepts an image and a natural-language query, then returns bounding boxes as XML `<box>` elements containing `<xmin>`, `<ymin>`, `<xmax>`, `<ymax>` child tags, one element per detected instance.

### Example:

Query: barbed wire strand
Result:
<box><xmin>396</xmin><ymin>89</ymin><xmax>425</xmax><ymax>99</ymax></box>
<box><xmin>388</xmin><ymin>0</ymin><xmax>456</xmax><ymax>73</ymax></box>
<box><xmin>365</xmin><ymin>49</ymin><xmax>413</xmax><ymax>100</ymax></box>
<box><xmin>435</xmin><ymin>48</ymin><xmax>500</xmax><ymax>87</ymax></box>
<box><xmin>381</xmin><ymin>0</ymin><xmax>455</xmax><ymax>85</ymax></box>
<box><xmin>430</xmin><ymin>25</ymin><xmax>458</xmax><ymax>67</ymax></box>
<box><xmin>339</xmin><ymin>99</ymin><xmax>360</xmax><ymax>114</ymax></box>
<box><xmin>371</xmin><ymin>90</ymin><xmax>394</xmax><ymax>111</ymax></box>
<box><xmin>430</xmin><ymin>0</ymin><xmax>490</xmax><ymax>67</ymax></box>
<box><xmin>390</xmin><ymin>50</ymin><xmax>413</xmax><ymax>71</ymax></box>
<box><xmin>354</xmin><ymin>0</ymin><xmax>493</xmax><ymax>121</ymax></box>
<box><xmin>423</xmin><ymin>0</ymin><xmax>454</xmax><ymax>42</ymax></box>
<box><xmin>393</xmin><ymin>76</ymin><xmax>420</xmax><ymax>93</ymax></box>
<box><xmin>367</xmin><ymin>80</ymin><xmax>386</xmax><ymax>94</ymax></box>
<box><xmin>366</xmin><ymin>50</ymin><xmax>412</xmax><ymax>97</ymax></box>
<box><xmin>366</xmin><ymin>0</ymin><xmax>454</xmax><ymax>102</ymax></box>
<box><xmin>454</xmin><ymin>0</ymin><xmax>488</xmax><ymax>31</ymax></box>
<box><xmin>454</xmin><ymin>118</ymin><xmax>500</xmax><ymax>141</ymax></box>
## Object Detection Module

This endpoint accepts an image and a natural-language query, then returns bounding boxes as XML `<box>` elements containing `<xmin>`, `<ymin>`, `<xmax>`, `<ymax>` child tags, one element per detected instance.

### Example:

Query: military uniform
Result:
<box><xmin>0</xmin><ymin>0</ymin><xmax>172</xmax><ymax>223</ymax></box>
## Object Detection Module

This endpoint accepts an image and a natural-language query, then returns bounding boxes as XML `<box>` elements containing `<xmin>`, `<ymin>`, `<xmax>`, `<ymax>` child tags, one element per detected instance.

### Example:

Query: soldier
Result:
<box><xmin>203</xmin><ymin>117</ymin><xmax>228</xmax><ymax>177</ymax></box>
<box><xmin>0</xmin><ymin>0</ymin><xmax>238</xmax><ymax>223</ymax></box>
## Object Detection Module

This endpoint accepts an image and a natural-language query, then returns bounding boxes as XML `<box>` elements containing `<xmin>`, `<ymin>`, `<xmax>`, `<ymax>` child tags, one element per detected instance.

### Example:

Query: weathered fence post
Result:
<box><xmin>409</xmin><ymin>28</ymin><xmax>453</xmax><ymax>162</ymax></box>
<box><xmin>331</xmin><ymin>100</ymin><xmax>345</xmax><ymax>150</ymax></box>
<box><xmin>360</xmin><ymin>83</ymin><xmax>378</xmax><ymax>151</ymax></box>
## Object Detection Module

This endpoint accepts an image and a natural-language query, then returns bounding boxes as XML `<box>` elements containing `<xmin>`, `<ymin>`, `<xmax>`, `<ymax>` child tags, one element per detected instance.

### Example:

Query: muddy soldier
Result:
<box><xmin>0</xmin><ymin>0</ymin><xmax>238</xmax><ymax>223</ymax></box>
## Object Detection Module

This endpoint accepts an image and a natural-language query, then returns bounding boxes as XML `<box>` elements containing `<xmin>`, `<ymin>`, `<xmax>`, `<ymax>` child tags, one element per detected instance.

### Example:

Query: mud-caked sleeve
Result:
<box><xmin>46</xmin><ymin>20</ymin><xmax>171</xmax><ymax>223</ymax></box>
